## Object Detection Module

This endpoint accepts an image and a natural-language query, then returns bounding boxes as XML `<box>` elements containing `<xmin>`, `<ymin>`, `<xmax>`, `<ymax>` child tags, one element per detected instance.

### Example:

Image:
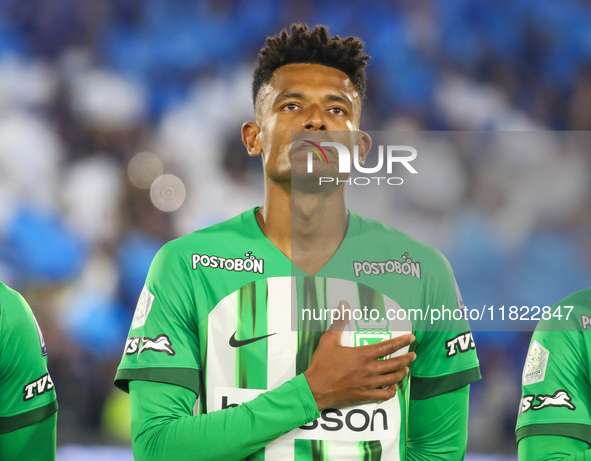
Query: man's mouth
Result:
<box><xmin>290</xmin><ymin>139</ymin><xmax>337</xmax><ymax>160</ymax></box>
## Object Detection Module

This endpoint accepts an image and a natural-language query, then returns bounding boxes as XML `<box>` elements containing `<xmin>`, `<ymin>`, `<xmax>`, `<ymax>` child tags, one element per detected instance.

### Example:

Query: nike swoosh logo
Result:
<box><xmin>229</xmin><ymin>331</ymin><xmax>277</xmax><ymax>348</ymax></box>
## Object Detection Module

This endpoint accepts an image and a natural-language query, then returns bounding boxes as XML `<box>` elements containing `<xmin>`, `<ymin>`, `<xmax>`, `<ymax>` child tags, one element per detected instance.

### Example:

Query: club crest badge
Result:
<box><xmin>354</xmin><ymin>317</ymin><xmax>392</xmax><ymax>359</ymax></box>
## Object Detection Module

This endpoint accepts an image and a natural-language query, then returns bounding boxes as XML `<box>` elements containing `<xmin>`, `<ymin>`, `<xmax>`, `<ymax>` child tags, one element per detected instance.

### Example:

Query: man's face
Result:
<box><xmin>247</xmin><ymin>63</ymin><xmax>362</xmax><ymax>184</ymax></box>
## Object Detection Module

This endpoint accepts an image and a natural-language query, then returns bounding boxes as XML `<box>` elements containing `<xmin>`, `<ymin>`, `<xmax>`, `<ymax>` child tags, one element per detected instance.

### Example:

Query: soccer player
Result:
<box><xmin>516</xmin><ymin>288</ymin><xmax>591</xmax><ymax>460</ymax></box>
<box><xmin>0</xmin><ymin>281</ymin><xmax>58</xmax><ymax>461</ymax></box>
<box><xmin>115</xmin><ymin>24</ymin><xmax>480</xmax><ymax>460</ymax></box>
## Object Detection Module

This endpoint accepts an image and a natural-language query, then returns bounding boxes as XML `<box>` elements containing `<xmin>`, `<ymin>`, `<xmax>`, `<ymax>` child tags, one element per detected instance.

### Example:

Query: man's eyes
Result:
<box><xmin>282</xmin><ymin>103</ymin><xmax>300</xmax><ymax>110</ymax></box>
<box><xmin>280</xmin><ymin>104</ymin><xmax>346</xmax><ymax>115</ymax></box>
<box><xmin>329</xmin><ymin>107</ymin><xmax>346</xmax><ymax>115</ymax></box>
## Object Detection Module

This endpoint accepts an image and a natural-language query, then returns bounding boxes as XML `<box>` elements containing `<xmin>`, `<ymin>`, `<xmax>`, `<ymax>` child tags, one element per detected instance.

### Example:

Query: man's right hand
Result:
<box><xmin>303</xmin><ymin>300</ymin><xmax>416</xmax><ymax>411</ymax></box>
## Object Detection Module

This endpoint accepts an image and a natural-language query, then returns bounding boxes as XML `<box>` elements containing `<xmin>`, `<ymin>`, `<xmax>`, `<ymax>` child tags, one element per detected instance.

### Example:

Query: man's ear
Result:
<box><xmin>355</xmin><ymin>131</ymin><xmax>372</xmax><ymax>165</ymax></box>
<box><xmin>242</xmin><ymin>122</ymin><xmax>262</xmax><ymax>157</ymax></box>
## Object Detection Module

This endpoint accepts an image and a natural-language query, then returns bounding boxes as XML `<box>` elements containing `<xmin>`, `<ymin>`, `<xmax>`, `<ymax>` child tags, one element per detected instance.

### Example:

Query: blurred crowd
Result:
<box><xmin>0</xmin><ymin>0</ymin><xmax>589</xmax><ymax>453</ymax></box>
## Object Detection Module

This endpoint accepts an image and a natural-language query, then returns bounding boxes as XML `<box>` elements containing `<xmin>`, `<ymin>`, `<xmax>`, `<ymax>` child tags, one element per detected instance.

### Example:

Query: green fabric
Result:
<box><xmin>410</xmin><ymin>367</ymin><xmax>481</xmax><ymax>400</ymax></box>
<box><xmin>115</xmin><ymin>367</ymin><xmax>202</xmax><ymax>395</ymax></box>
<box><xmin>518</xmin><ymin>435</ymin><xmax>591</xmax><ymax>461</ymax></box>
<box><xmin>129</xmin><ymin>375</ymin><xmax>319</xmax><ymax>461</ymax></box>
<box><xmin>0</xmin><ymin>282</ymin><xmax>58</xmax><ymax>433</ymax></box>
<box><xmin>0</xmin><ymin>412</ymin><xmax>57</xmax><ymax>461</ymax></box>
<box><xmin>0</xmin><ymin>401</ymin><xmax>58</xmax><ymax>434</ymax></box>
<box><xmin>516</xmin><ymin>423</ymin><xmax>591</xmax><ymax>445</ymax></box>
<box><xmin>516</xmin><ymin>289</ymin><xmax>591</xmax><ymax>440</ymax></box>
<box><xmin>407</xmin><ymin>385</ymin><xmax>469</xmax><ymax>461</ymax></box>
<box><xmin>117</xmin><ymin>208</ymin><xmax>480</xmax><ymax>459</ymax></box>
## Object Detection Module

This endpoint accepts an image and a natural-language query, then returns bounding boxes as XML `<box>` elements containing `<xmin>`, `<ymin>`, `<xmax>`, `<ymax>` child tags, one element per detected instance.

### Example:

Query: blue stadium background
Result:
<box><xmin>0</xmin><ymin>0</ymin><xmax>589</xmax><ymax>459</ymax></box>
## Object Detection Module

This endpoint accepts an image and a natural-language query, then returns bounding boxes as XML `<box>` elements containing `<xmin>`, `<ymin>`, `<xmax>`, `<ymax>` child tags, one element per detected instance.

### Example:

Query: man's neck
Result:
<box><xmin>255</xmin><ymin>180</ymin><xmax>348</xmax><ymax>275</ymax></box>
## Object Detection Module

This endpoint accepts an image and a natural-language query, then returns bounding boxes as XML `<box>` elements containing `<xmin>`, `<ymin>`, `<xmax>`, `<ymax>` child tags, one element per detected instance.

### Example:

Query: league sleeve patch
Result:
<box><xmin>33</xmin><ymin>315</ymin><xmax>47</xmax><ymax>356</ymax></box>
<box><xmin>453</xmin><ymin>275</ymin><xmax>467</xmax><ymax>319</ymax></box>
<box><xmin>131</xmin><ymin>285</ymin><xmax>155</xmax><ymax>329</ymax></box>
<box><xmin>522</xmin><ymin>340</ymin><xmax>549</xmax><ymax>386</ymax></box>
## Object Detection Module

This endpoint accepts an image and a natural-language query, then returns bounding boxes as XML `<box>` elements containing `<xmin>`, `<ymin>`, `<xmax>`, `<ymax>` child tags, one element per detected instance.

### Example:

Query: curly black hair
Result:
<box><xmin>252</xmin><ymin>23</ymin><xmax>370</xmax><ymax>105</ymax></box>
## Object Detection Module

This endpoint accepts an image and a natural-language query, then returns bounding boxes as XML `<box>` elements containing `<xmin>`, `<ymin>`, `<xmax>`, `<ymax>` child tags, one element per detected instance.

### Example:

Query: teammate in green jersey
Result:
<box><xmin>516</xmin><ymin>288</ymin><xmax>591</xmax><ymax>460</ymax></box>
<box><xmin>0</xmin><ymin>281</ymin><xmax>58</xmax><ymax>461</ymax></box>
<box><xmin>115</xmin><ymin>23</ymin><xmax>480</xmax><ymax>461</ymax></box>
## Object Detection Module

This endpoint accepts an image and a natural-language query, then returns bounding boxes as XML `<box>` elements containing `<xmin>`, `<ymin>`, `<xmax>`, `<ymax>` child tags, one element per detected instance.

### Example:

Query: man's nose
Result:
<box><xmin>302</xmin><ymin>106</ymin><xmax>326</xmax><ymax>131</ymax></box>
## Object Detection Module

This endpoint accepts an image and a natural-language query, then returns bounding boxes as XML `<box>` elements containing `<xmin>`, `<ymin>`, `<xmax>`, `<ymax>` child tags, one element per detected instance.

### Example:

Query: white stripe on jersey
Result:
<box><xmin>206</xmin><ymin>290</ymin><xmax>239</xmax><ymax>412</ymax></box>
<box><xmin>267</xmin><ymin>277</ymin><xmax>297</xmax><ymax>388</ymax></box>
<box><xmin>204</xmin><ymin>277</ymin><xmax>411</xmax><ymax>460</ymax></box>
<box><xmin>265</xmin><ymin>277</ymin><xmax>298</xmax><ymax>459</ymax></box>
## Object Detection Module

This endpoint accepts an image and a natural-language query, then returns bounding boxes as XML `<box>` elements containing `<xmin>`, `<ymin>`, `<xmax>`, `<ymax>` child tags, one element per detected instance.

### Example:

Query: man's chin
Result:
<box><xmin>290</xmin><ymin>167</ymin><xmax>345</xmax><ymax>194</ymax></box>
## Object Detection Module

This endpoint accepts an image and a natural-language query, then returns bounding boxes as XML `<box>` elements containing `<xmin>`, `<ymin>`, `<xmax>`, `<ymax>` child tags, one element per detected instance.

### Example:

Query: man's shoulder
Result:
<box><xmin>157</xmin><ymin>209</ymin><xmax>257</xmax><ymax>258</ymax></box>
<box><xmin>557</xmin><ymin>288</ymin><xmax>591</xmax><ymax>311</ymax></box>
<box><xmin>353</xmin><ymin>212</ymin><xmax>452</xmax><ymax>270</ymax></box>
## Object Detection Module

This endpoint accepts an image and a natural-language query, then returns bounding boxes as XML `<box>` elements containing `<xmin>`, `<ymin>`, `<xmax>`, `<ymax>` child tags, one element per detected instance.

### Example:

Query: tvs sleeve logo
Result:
<box><xmin>306</xmin><ymin>141</ymin><xmax>417</xmax><ymax>186</ymax></box>
<box><xmin>445</xmin><ymin>332</ymin><xmax>475</xmax><ymax>358</ymax></box>
<box><xmin>23</xmin><ymin>373</ymin><xmax>54</xmax><ymax>401</ymax></box>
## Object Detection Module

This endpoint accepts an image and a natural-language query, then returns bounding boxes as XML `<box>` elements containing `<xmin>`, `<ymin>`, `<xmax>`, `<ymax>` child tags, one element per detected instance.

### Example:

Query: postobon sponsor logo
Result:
<box><xmin>353</xmin><ymin>253</ymin><xmax>421</xmax><ymax>279</ymax></box>
<box><xmin>214</xmin><ymin>386</ymin><xmax>398</xmax><ymax>441</ymax></box>
<box><xmin>192</xmin><ymin>252</ymin><xmax>264</xmax><ymax>274</ymax></box>
<box><xmin>23</xmin><ymin>373</ymin><xmax>54</xmax><ymax>401</ymax></box>
<box><xmin>581</xmin><ymin>314</ymin><xmax>590</xmax><ymax>330</ymax></box>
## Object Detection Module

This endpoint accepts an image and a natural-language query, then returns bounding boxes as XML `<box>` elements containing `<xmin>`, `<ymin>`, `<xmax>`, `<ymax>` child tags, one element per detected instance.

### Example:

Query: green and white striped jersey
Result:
<box><xmin>116</xmin><ymin>208</ymin><xmax>480</xmax><ymax>460</ymax></box>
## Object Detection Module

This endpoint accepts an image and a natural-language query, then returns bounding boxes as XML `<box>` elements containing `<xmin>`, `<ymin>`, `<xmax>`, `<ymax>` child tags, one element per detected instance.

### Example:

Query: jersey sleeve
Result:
<box><xmin>115</xmin><ymin>240</ymin><xmax>202</xmax><ymax>395</ymax></box>
<box><xmin>516</xmin><ymin>292</ymin><xmax>591</xmax><ymax>446</ymax></box>
<box><xmin>410</xmin><ymin>251</ymin><xmax>481</xmax><ymax>400</ymax></box>
<box><xmin>407</xmin><ymin>385</ymin><xmax>470</xmax><ymax>460</ymax></box>
<box><xmin>0</xmin><ymin>283</ymin><xmax>58</xmax><ymax>434</ymax></box>
<box><xmin>0</xmin><ymin>413</ymin><xmax>57</xmax><ymax>461</ymax></box>
<box><xmin>518</xmin><ymin>435</ymin><xmax>591</xmax><ymax>461</ymax></box>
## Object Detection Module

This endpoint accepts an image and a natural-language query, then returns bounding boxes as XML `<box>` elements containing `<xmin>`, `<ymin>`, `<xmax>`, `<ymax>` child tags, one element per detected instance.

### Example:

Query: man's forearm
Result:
<box><xmin>407</xmin><ymin>385</ymin><xmax>469</xmax><ymax>461</ymax></box>
<box><xmin>129</xmin><ymin>374</ymin><xmax>319</xmax><ymax>461</ymax></box>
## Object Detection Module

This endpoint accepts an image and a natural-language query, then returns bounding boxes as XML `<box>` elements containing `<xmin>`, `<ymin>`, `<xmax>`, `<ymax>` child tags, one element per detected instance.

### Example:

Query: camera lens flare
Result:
<box><xmin>150</xmin><ymin>174</ymin><xmax>186</xmax><ymax>212</ymax></box>
<box><xmin>128</xmin><ymin>152</ymin><xmax>163</xmax><ymax>189</ymax></box>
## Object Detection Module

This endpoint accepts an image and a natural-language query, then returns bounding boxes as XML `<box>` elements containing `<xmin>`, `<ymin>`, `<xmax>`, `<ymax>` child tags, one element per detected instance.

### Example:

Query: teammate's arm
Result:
<box><xmin>515</xmin><ymin>291</ymin><xmax>591</xmax><ymax>461</ymax></box>
<box><xmin>518</xmin><ymin>435</ymin><xmax>591</xmax><ymax>460</ymax></box>
<box><xmin>0</xmin><ymin>283</ymin><xmax>57</xmax><ymax>461</ymax></box>
<box><xmin>407</xmin><ymin>385</ymin><xmax>470</xmax><ymax>461</ymax></box>
<box><xmin>0</xmin><ymin>413</ymin><xmax>57</xmax><ymax>461</ymax></box>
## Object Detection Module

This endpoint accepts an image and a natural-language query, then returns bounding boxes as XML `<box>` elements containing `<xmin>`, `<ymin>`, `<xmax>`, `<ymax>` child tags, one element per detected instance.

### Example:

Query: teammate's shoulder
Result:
<box><xmin>0</xmin><ymin>281</ymin><xmax>35</xmax><ymax>328</ymax></box>
<box><xmin>354</xmin><ymin>212</ymin><xmax>452</xmax><ymax>267</ymax></box>
<box><xmin>0</xmin><ymin>281</ymin><xmax>28</xmax><ymax>311</ymax></box>
<box><xmin>153</xmin><ymin>209</ymin><xmax>256</xmax><ymax>259</ymax></box>
<box><xmin>533</xmin><ymin>288</ymin><xmax>591</xmax><ymax>333</ymax></box>
<box><xmin>555</xmin><ymin>288</ymin><xmax>591</xmax><ymax>311</ymax></box>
